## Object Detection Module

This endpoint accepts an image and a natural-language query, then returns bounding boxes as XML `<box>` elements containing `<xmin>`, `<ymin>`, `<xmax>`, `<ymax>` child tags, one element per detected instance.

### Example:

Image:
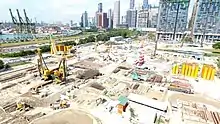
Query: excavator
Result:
<box><xmin>36</xmin><ymin>48</ymin><xmax>67</xmax><ymax>84</ymax></box>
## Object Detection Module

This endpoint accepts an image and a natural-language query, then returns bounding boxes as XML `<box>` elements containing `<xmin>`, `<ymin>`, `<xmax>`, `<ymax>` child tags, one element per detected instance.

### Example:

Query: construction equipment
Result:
<box><xmin>53</xmin><ymin>54</ymin><xmax>67</xmax><ymax>84</ymax></box>
<box><xmin>50</xmin><ymin>100</ymin><xmax>70</xmax><ymax>110</ymax></box>
<box><xmin>36</xmin><ymin>48</ymin><xmax>67</xmax><ymax>84</ymax></box>
<box><xmin>36</xmin><ymin>48</ymin><xmax>53</xmax><ymax>81</ymax></box>
<box><xmin>16</xmin><ymin>102</ymin><xmax>33</xmax><ymax>111</ymax></box>
<box><xmin>50</xmin><ymin>34</ymin><xmax>73</xmax><ymax>56</ymax></box>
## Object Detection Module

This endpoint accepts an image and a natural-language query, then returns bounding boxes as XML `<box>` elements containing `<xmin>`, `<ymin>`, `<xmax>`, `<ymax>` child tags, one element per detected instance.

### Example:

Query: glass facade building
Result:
<box><xmin>157</xmin><ymin>0</ymin><xmax>190</xmax><ymax>33</ymax></box>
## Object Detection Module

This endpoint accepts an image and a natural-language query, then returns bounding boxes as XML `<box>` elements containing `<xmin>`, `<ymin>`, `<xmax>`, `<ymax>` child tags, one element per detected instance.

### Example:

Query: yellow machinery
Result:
<box><xmin>53</xmin><ymin>54</ymin><xmax>67</xmax><ymax>84</ymax></box>
<box><xmin>16</xmin><ymin>102</ymin><xmax>32</xmax><ymax>111</ymax></box>
<box><xmin>201</xmin><ymin>64</ymin><xmax>216</xmax><ymax>80</ymax></box>
<box><xmin>50</xmin><ymin>34</ymin><xmax>72</xmax><ymax>56</ymax></box>
<box><xmin>36</xmin><ymin>48</ymin><xmax>67</xmax><ymax>83</ymax></box>
<box><xmin>36</xmin><ymin>48</ymin><xmax>53</xmax><ymax>81</ymax></box>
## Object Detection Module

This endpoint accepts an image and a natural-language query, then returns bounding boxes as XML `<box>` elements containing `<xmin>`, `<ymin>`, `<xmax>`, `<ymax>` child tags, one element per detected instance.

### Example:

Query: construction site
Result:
<box><xmin>0</xmin><ymin>37</ymin><xmax>220</xmax><ymax>124</ymax></box>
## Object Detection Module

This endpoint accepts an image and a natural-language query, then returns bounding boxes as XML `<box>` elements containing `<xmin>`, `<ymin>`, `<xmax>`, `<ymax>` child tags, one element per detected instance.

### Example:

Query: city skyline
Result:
<box><xmin>0</xmin><ymin>0</ymin><xmax>159</xmax><ymax>23</ymax></box>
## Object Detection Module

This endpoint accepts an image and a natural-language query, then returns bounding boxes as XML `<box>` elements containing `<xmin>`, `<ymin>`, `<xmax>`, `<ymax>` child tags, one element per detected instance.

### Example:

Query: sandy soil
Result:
<box><xmin>32</xmin><ymin>109</ymin><xmax>95</xmax><ymax>124</ymax></box>
<box><xmin>169</xmin><ymin>93</ymin><xmax>220</xmax><ymax>108</ymax></box>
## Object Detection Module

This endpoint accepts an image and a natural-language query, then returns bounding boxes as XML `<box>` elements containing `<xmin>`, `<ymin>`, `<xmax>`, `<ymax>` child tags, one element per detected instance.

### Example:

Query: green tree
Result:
<box><xmin>148</xmin><ymin>32</ymin><xmax>156</xmax><ymax>42</ymax></box>
<box><xmin>213</xmin><ymin>42</ymin><xmax>220</xmax><ymax>49</ymax></box>
<box><xmin>0</xmin><ymin>59</ymin><xmax>4</xmax><ymax>69</ymax></box>
<box><xmin>217</xmin><ymin>58</ymin><xmax>220</xmax><ymax>69</ymax></box>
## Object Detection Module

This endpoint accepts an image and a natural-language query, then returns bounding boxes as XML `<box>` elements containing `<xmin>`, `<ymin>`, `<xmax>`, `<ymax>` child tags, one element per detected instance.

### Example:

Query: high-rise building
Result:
<box><xmin>194</xmin><ymin>0</ymin><xmax>220</xmax><ymax>34</ymax></box>
<box><xmin>193</xmin><ymin>0</ymin><xmax>220</xmax><ymax>42</ymax></box>
<box><xmin>97</xmin><ymin>13</ymin><xmax>102</xmax><ymax>28</ymax></box>
<box><xmin>126</xmin><ymin>9</ymin><xmax>137</xmax><ymax>28</ymax></box>
<box><xmin>148</xmin><ymin>6</ymin><xmax>158</xmax><ymax>28</ymax></box>
<box><xmin>113</xmin><ymin>0</ymin><xmax>120</xmax><ymax>28</ymax></box>
<box><xmin>82</xmin><ymin>11</ymin><xmax>88</xmax><ymax>27</ymax></box>
<box><xmin>142</xmin><ymin>0</ymin><xmax>149</xmax><ymax>10</ymax></box>
<box><xmin>88</xmin><ymin>17</ymin><xmax>95</xmax><ymax>27</ymax></box>
<box><xmin>98</xmin><ymin>3</ymin><xmax>103</xmax><ymax>13</ymax></box>
<box><xmin>137</xmin><ymin>9</ymin><xmax>148</xmax><ymax>28</ymax></box>
<box><xmin>157</xmin><ymin>0</ymin><xmax>190</xmax><ymax>40</ymax></box>
<box><xmin>102</xmin><ymin>13</ymin><xmax>108</xmax><ymax>28</ymax></box>
<box><xmin>130</xmin><ymin>0</ymin><xmax>135</xmax><ymax>9</ymax></box>
<box><xmin>108</xmin><ymin>9</ymin><xmax>113</xmax><ymax>28</ymax></box>
<box><xmin>121</xmin><ymin>16</ymin><xmax>127</xmax><ymax>24</ymax></box>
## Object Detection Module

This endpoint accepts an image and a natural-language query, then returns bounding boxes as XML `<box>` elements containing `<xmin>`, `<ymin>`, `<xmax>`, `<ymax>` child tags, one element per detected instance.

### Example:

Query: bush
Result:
<box><xmin>213</xmin><ymin>42</ymin><xmax>220</xmax><ymax>49</ymax></box>
<box><xmin>0</xmin><ymin>60</ymin><xmax>4</xmax><ymax>69</ymax></box>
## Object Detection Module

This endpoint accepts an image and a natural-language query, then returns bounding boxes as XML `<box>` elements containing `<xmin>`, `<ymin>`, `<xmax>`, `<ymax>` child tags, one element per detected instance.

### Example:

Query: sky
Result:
<box><xmin>0</xmin><ymin>0</ymin><xmax>193</xmax><ymax>24</ymax></box>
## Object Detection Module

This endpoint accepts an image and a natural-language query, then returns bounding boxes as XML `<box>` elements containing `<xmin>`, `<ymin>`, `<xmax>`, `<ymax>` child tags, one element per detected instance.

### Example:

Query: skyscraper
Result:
<box><xmin>82</xmin><ymin>11</ymin><xmax>88</xmax><ymax>27</ymax></box>
<box><xmin>157</xmin><ymin>0</ymin><xmax>190</xmax><ymax>40</ymax></box>
<box><xmin>137</xmin><ymin>9</ymin><xmax>148</xmax><ymax>28</ymax></box>
<box><xmin>193</xmin><ymin>0</ymin><xmax>220</xmax><ymax>42</ymax></box>
<box><xmin>130</xmin><ymin>0</ymin><xmax>135</xmax><ymax>9</ymax></box>
<box><xmin>98</xmin><ymin>3</ymin><xmax>103</xmax><ymax>13</ymax></box>
<box><xmin>148</xmin><ymin>6</ymin><xmax>159</xmax><ymax>28</ymax></box>
<box><xmin>102</xmin><ymin>13</ymin><xmax>108</xmax><ymax>28</ymax></box>
<box><xmin>142</xmin><ymin>0</ymin><xmax>149</xmax><ymax>10</ymax></box>
<box><xmin>97</xmin><ymin>13</ymin><xmax>102</xmax><ymax>28</ymax></box>
<box><xmin>108</xmin><ymin>9</ymin><xmax>113</xmax><ymax>28</ymax></box>
<box><xmin>126</xmin><ymin>9</ymin><xmax>137</xmax><ymax>28</ymax></box>
<box><xmin>113</xmin><ymin>0</ymin><xmax>120</xmax><ymax>28</ymax></box>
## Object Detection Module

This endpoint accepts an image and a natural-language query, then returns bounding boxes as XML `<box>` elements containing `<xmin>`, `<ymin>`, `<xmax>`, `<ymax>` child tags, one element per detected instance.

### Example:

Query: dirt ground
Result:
<box><xmin>169</xmin><ymin>94</ymin><xmax>220</xmax><ymax>108</ymax></box>
<box><xmin>32</xmin><ymin>109</ymin><xmax>95</xmax><ymax>124</ymax></box>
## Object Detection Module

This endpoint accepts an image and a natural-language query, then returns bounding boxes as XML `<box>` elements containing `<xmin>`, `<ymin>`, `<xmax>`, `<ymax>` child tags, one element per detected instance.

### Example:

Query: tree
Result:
<box><xmin>213</xmin><ymin>42</ymin><xmax>220</xmax><ymax>49</ymax></box>
<box><xmin>217</xmin><ymin>58</ymin><xmax>220</xmax><ymax>69</ymax></box>
<box><xmin>0</xmin><ymin>59</ymin><xmax>4</xmax><ymax>69</ymax></box>
<box><xmin>148</xmin><ymin>32</ymin><xmax>156</xmax><ymax>42</ymax></box>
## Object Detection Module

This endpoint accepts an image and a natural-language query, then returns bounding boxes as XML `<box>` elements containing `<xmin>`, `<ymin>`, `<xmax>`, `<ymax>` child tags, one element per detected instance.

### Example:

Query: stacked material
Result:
<box><xmin>181</xmin><ymin>63</ymin><xmax>199</xmax><ymax>78</ymax></box>
<box><xmin>201</xmin><ymin>64</ymin><xmax>216</xmax><ymax>80</ymax></box>
<box><xmin>172</xmin><ymin>63</ymin><xmax>179</xmax><ymax>74</ymax></box>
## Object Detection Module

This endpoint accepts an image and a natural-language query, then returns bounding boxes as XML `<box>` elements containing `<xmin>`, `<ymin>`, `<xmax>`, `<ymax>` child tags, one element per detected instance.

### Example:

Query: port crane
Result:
<box><xmin>9</xmin><ymin>9</ymin><xmax>19</xmax><ymax>33</ymax></box>
<box><xmin>16</xmin><ymin>9</ymin><xmax>25</xmax><ymax>33</ymax></box>
<box><xmin>9</xmin><ymin>9</ymin><xmax>36</xmax><ymax>34</ymax></box>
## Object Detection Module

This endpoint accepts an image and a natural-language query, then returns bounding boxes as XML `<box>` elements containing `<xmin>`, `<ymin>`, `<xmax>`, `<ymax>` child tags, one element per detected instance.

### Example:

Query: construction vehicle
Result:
<box><xmin>36</xmin><ymin>48</ymin><xmax>67</xmax><ymax>84</ymax></box>
<box><xmin>50</xmin><ymin>100</ymin><xmax>70</xmax><ymax>110</ymax></box>
<box><xmin>16</xmin><ymin>101</ymin><xmax>33</xmax><ymax>111</ymax></box>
